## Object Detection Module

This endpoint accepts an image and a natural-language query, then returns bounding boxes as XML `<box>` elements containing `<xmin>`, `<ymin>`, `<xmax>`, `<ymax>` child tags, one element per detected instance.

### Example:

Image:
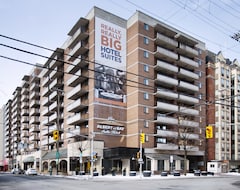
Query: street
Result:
<box><xmin>0</xmin><ymin>173</ymin><xmax>239</xmax><ymax>190</ymax></box>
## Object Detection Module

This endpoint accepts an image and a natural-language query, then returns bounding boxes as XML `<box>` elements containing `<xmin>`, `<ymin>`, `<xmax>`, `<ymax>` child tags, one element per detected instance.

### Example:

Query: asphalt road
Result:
<box><xmin>0</xmin><ymin>173</ymin><xmax>239</xmax><ymax>190</ymax></box>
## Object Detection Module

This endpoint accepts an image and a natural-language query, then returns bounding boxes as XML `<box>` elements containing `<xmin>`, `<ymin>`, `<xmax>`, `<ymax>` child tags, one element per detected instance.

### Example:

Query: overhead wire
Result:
<box><xmin>125</xmin><ymin>0</ymin><xmax>240</xmax><ymax>58</ymax></box>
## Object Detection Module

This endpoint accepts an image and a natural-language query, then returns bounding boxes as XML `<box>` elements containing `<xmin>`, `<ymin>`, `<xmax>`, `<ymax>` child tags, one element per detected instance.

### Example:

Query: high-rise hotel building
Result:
<box><xmin>4</xmin><ymin>7</ymin><xmax>206</xmax><ymax>175</ymax></box>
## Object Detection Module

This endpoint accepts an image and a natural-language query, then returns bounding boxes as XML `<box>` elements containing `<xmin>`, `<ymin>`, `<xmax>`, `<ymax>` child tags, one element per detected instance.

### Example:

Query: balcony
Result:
<box><xmin>67</xmin><ymin>84</ymin><xmax>88</xmax><ymax>100</ymax></box>
<box><xmin>29</xmin><ymin>116</ymin><xmax>40</xmax><ymax>125</ymax></box>
<box><xmin>21</xmin><ymin>124</ymin><xmax>29</xmax><ymax>130</ymax></box>
<box><xmin>68</xmin><ymin>19</ymin><xmax>89</xmax><ymax>47</ymax></box>
<box><xmin>155</xmin><ymin>46</ymin><xmax>178</xmax><ymax>62</ymax></box>
<box><xmin>155</xmin><ymin>60</ymin><xmax>178</xmax><ymax>74</ymax></box>
<box><xmin>48</xmin><ymin>113</ymin><xmax>58</xmax><ymax>123</ymax></box>
<box><xmin>156</xmin><ymin>102</ymin><xmax>178</xmax><ymax>112</ymax></box>
<box><xmin>67</xmin><ymin>99</ymin><xmax>88</xmax><ymax>112</ymax></box>
<box><xmin>21</xmin><ymin>109</ymin><xmax>29</xmax><ymax>116</ymax></box>
<box><xmin>155</xmin><ymin>33</ymin><xmax>178</xmax><ymax>50</ymax></box>
<box><xmin>66</xmin><ymin>128</ymin><xmax>80</xmax><ymax>138</ymax></box>
<box><xmin>156</xmin><ymin>115</ymin><xmax>178</xmax><ymax>125</ymax></box>
<box><xmin>68</xmin><ymin>41</ymin><xmax>88</xmax><ymax>61</ymax></box>
<box><xmin>178</xmin><ymin>81</ymin><xmax>199</xmax><ymax>92</ymax></box>
<box><xmin>42</xmin><ymin>107</ymin><xmax>54</xmax><ymax>117</ymax></box>
<box><xmin>29</xmin><ymin>108</ymin><xmax>40</xmax><ymax>116</ymax></box>
<box><xmin>30</xmin><ymin>91</ymin><xmax>40</xmax><ymax>99</ymax></box>
<box><xmin>155</xmin><ymin>74</ymin><xmax>178</xmax><ymax>87</ymax></box>
<box><xmin>21</xmin><ymin>95</ymin><xmax>29</xmax><ymax>102</ymax></box>
<box><xmin>177</xmin><ymin>55</ymin><xmax>198</xmax><ymax>69</ymax></box>
<box><xmin>30</xmin><ymin>100</ymin><xmax>40</xmax><ymax>108</ymax></box>
<box><xmin>21</xmin><ymin>131</ymin><xmax>29</xmax><ymax>138</ymax></box>
<box><xmin>157</xmin><ymin>130</ymin><xmax>178</xmax><ymax>137</ymax></box>
<box><xmin>179</xmin><ymin>119</ymin><xmax>199</xmax><ymax>128</ymax></box>
<box><xmin>179</xmin><ymin>106</ymin><xmax>199</xmax><ymax>116</ymax></box>
<box><xmin>156</xmin><ymin>143</ymin><xmax>178</xmax><ymax>150</ymax></box>
<box><xmin>155</xmin><ymin>88</ymin><xmax>178</xmax><ymax>100</ymax></box>
<box><xmin>29</xmin><ymin>125</ymin><xmax>40</xmax><ymax>133</ymax></box>
<box><xmin>67</xmin><ymin>113</ymin><xmax>88</xmax><ymax>125</ymax></box>
<box><xmin>49</xmin><ymin>69</ymin><xmax>63</xmax><ymax>80</ymax></box>
<box><xmin>29</xmin><ymin>134</ymin><xmax>40</xmax><ymax>141</ymax></box>
<box><xmin>66</xmin><ymin>56</ymin><xmax>88</xmax><ymax>74</ymax></box>
<box><xmin>178</xmin><ymin>68</ymin><xmax>199</xmax><ymax>81</ymax></box>
<box><xmin>30</xmin><ymin>82</ymin><xmax>40</xmax><ymax>91</ymax></box>
<box><xmin>177</xmin><ymin>43</ymin><xmax>198</xmax><ymax>58</ymax></box>
<box><xmin>178</xmin><ymin>94</ymin><xmax>199</xmax><ymax>104</ymax></box>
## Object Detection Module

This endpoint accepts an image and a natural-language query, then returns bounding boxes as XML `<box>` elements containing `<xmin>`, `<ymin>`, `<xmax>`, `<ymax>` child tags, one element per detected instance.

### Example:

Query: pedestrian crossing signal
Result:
<box><xmin>53</xmin><ymin>130</ymin><xmax>59</xmax><ymax>141</ymax></box>
<box><xmin>206</xmin><ymin>126</ymin><xmax>213</xmax><ymax>139</ymax></box>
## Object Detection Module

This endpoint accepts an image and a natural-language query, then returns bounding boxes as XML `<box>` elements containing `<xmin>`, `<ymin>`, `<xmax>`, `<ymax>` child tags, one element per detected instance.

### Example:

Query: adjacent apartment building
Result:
<box><xmin>206</xmin><ymin>51</ymin><xmax>240</xmax><ymax>171</ymax></box>
<box><xmin>4</xmin><ymin>7</ymin><xmax>207</xmax><ymax>175</ymax></box>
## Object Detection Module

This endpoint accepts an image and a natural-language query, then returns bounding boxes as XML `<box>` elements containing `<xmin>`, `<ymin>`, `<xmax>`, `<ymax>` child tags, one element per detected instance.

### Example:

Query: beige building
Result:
<box><xmin>213</xmin><ymin>52</ymin><xmax>240</xmax><ymax>170</ymax></box>
<box><xmin>4</xmin><ymin>7</ymin><xmax>206</xmax><ymax>175</ymax></box>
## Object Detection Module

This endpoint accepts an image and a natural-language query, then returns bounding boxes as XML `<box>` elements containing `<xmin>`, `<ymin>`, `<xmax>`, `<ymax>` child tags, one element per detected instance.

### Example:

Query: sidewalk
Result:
<box><xmin>50</xmin><ymin>172</ymin><xmax>221</xmax><ymax>181</ymax></box>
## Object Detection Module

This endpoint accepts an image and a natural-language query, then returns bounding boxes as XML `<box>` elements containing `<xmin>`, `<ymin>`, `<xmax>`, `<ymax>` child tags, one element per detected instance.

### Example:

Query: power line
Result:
<box><xmin>0</xmin><ymin>34</ymin><xmax>155</xmax><ymax>82</ymax></box>
<box><xmin>0</xmin><ymin>54</ymin><xmax>154</xmax><ymax>92</ymax></box>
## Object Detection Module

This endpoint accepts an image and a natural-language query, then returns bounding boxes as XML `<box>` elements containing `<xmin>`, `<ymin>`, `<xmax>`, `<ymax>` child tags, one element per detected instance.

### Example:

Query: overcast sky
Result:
<box><xmin>1</xmin><ymin>0</ymin><xmax>240</xmax><ymax>107</ymax></box>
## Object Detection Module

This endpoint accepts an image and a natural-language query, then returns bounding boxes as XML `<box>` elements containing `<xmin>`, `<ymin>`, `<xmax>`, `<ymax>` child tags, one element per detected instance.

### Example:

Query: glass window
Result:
<box><xmin>221</xmin><ymin>67</ymin><xmax>225</xmax><ymax>76</ymax></box>
<box><xmin>144</xmin><ymin>78</ymin><xmax>149</xmax><ymax>85</ymax></box>
<box><xmin>226</xmin><ymin>69</ymin><xmax>229</xmax><ymax>78</ymax></box>
<box><xmin>156</xmin><ymin>138</ymin><xmax>166</xmax><ymax>143</ymax></box>
<box><xmin>144</xmin><ymin>37</ymin><xmax>149</xmax><ymax>44</ymax></box>
<box><xmin>144</xmin><ymin>92</ymin><xmax>149</xmax><ymax>100</ymax></box>
<box><xmin>144</xmin><ymin>51</ymin><xmax>149</xmax><ymax>58</ymax></box>
<box><xmin>144</xmin><ymin>64</ymin><xmax>149</xmax><ymax>72</ymax></box>
<box><xmin>144</xmin><ymin>107</ymin><xmax>149</xmax><ymax>114</ymax></box>
<box><xmin>144</xmin><ymin>120</ymin><xmax>149</xmax><ymax>128</ymax></box>
<box><xmin>144</xmin><ymin>23</ymin><xmax>149</xmax><ymax>31</ymax></box>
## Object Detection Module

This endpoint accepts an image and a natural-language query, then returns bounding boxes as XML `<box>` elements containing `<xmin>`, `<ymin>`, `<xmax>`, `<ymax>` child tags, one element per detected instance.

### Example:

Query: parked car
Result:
<box><xmin>11</xmin><ymin>168</ymin><xmax>25</xmax><ymax>174</ymax></box>
<box><xmin>173</xmin><ymin>170</ymin><xmax>181</xmax><ymax>176</ymax></box>
<box><xmin>194</xmin><ymin>170</ymin><xmax>201</xmax><ymax>176</ymax></box>
<box><xmin>25</xmin><ymin>168</ymin><xmax>37</xmax><ymax>175</ymax></box>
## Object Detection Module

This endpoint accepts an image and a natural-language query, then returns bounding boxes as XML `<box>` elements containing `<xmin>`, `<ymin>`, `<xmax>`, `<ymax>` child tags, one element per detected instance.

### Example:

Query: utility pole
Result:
<box><xmin>90</xmin><ymin>132</ymin><xmax>95</xmax><ymax>177</ymax></box>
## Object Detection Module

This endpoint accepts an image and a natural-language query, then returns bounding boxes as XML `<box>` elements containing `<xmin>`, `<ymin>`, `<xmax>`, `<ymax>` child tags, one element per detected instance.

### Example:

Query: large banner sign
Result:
<box><xmin>95</xmin><ymin>17</ymin><xmax>126</xmax><ymax>104</ymax></box>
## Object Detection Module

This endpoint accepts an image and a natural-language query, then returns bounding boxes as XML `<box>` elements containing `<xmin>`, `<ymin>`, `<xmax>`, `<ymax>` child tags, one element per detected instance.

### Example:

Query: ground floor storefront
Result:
<box><xmin>13</xmin><ymin>141</ymin><xmax>205</xmax><ymax>175</ymax></box>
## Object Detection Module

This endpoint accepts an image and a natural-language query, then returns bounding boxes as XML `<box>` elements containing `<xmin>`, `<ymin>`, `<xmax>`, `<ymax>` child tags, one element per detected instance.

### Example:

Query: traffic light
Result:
<box><xmin>136</xmin><ymin>151</ymin><xmax>140</xmax><ymax>159</ymax></box>
<box><xmin>206</xmin><ymin>126</ymin><xmax>213</xmax><ymax>139</ymax></box>
<box><xmin>140</xmin><ymin>133</ymin><xmax>145</xmax><ymax>144</ymax></box>
<box><xmin>53</xmin><ymin>130</ymin><xmax>59</xmax><ymax>141</ymax></box>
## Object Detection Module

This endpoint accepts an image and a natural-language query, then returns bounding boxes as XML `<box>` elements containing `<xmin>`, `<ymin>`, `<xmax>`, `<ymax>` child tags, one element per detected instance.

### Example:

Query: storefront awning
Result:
<box><xmin>23</xmin><ymin>156</ymin><xmax>35</xmax><ymax>163</ymax></box>
<box><xmin>146</xmin><ymin>154</ymin><xmax>184</xmax><ymax>161</ymax></box>
<box><xmin>42</xmin><ymin>149</ymin><xmax>67</xmax><ymax>160</ymax></box>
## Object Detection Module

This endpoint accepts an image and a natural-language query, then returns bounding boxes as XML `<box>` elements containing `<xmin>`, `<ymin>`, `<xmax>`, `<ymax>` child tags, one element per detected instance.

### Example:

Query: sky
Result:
<box><xmin>1</xmin><ymin>0</ymin><xmax>240</xmax><ymax>107</ymax></box>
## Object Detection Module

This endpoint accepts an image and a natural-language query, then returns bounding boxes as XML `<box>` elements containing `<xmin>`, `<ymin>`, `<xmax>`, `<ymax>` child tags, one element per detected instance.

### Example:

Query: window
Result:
<box><xmin>144</xmin><ymin>51</ymin><xmax>149</xmax><ymax>58</ymax></box>
<box><xmin>198</xmin><ymin>71</ymin><xmax>202</xmax><ymax>77</ymax></box>
<box><xmin>144</xmin><ymin>37</ymin><xmax>149</xmax><ymax>44</ymax></box>
<box><xmin>226</xmin><ymin>69</ymin><xmax>229</xmax><ymax>78</ymax></box>
<box><xmin>198</xmin><ymin>49</ymin><xmax>202</xmax><ymax>55</ymax></box>
<box><xmin>199</xmin><ymin>82</ymin><xmax>202</xmax><ymax>89</ymax></box>
<box><xmin>156</xmin><ymin>137</ymin><xmax>166</xmax><ymax>144</ymax></box>
<box><xmin>226</xmin><ymin>80</ymin><xmax>230</xmax><ymax>88</ymax></box>
<box><xmin>144</xmin><ymin>64</ymin><xmax>149</xmax><ymax>72</ymax></box>
<box><xmin>144</xmin><ymin>107</ymin><xmax>149</xmax><ymax>114</ymax></box>
<box><xmin>144</xmin><ymin>92</ymin><xmax>149</xmax><ymax>100</ymax></box>
<box><xmin>221</xmin><ymin>78</ymin><xmax>225</xmax><ymax>87</ymax></box>
<box><xmin>144</xmin><ymin>23</ymin><xmax>149</xmax><ymax>31</ymax></box>
<box><xmin>197</xmin><ymin>59</ymin><xmax>202</xmax><ymax>66</ymax></box>
<box><xmin>144</xmin><ymin>120</ymin><xmax>149</xmax><ymax>128</ymax></box>
<box><xmin>221</xmin><ymin>67</ymin><xmax>225</xmax><ymax>76</ymax></box>
<box><xmin>238</xmin><ymin>74</ymin><xmax>240</xmax><ymax>82</ymax></box>
<box><xmin>144</xmin><ymin>78</ymin><xmax>149</xmax><ymax>85</ymax></box>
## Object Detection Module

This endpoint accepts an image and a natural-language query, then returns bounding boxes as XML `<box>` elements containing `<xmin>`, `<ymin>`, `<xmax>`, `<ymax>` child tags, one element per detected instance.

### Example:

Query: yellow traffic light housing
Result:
<box><xmin>206</xmin><ymin>126</ymin><xmax>213</xmax><ymax>139</ymax></box>
<box><xmin>53</xmin><ymin>130</ymin><xmax>59</xmax><ymax>141</ymax></box>
<box><xmin>140</xmin><ymin>133</ymin><xmax>145</xmax><ymax>144</ymax></box>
